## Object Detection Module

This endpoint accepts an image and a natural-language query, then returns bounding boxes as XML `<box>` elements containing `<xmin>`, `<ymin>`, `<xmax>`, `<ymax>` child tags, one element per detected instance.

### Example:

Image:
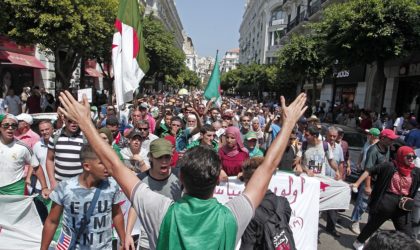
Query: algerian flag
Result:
<box><xmin>112</xmin><ymin>0</ymin><xmax>149</xmax><ymax>108</ymax></box>
<box><xmin>204</xmin><ymin>51</ymin><xmax>222</xmax><ymax>106</ymax></box>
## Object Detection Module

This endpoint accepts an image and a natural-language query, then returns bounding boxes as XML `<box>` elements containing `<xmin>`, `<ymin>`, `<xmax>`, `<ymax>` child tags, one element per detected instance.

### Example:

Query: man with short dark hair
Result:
<box><xmin>46</xmin><ymin>117</ymin><xmax>84</xmax><ymax>189</ymax></box>
<box><xmin>187</xmin><ymin>124</ymin><xmax>218</xmax><ymax>151</ymax></box>
<box><xmin>57</xmin><ymin>91</ymin><xmax>307</xmax><ymax>250</ymax></box>
<box><xmin>120</xmin><ymin>128</ymin><xmax>150</xmax><ymax>173</ymax></box>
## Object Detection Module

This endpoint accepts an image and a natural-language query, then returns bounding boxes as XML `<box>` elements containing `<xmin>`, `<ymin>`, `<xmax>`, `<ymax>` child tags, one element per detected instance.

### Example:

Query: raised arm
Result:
<box><xmin>58</xmin><ymin>91</ymin><xmax>139</xmax><ymax>199</ymax></box>
<box><xmin>243</xmin><ymin>94</ymin><xmax>307</xmax><ymax>209</ymax></box>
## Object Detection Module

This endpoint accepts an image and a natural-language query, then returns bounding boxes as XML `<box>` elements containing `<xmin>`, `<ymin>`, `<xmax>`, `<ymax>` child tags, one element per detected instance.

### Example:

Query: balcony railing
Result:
<box><xmin>270</xmin><ymin>18</ymin><xmax>286</xmax><ymax>26</ymax></box>
<box><xmin>309</xmin><ymin>0</ymin><xmax>322</xmax><ymax>17</ymax></box>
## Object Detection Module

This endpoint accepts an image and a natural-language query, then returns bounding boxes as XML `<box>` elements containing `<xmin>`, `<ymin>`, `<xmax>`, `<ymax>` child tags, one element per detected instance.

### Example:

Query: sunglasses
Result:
<box><xmin>138</xmin><ymin>128</ymin><xmax>149</xmax><ymax>131</ymax></box>
<box><xmin>1</xmin><ymin>123</ymin><xmax>18</xmax><ymax>129</ymax></box>
<box><xmin>171</xmin><ymin>124</ymin><xmax>181</xmax><ymax>127</ymax></box>
<box><xmin>406</xmin><ymin>155</ymin><xmax>417</xmax><ymax>160</ymax></box>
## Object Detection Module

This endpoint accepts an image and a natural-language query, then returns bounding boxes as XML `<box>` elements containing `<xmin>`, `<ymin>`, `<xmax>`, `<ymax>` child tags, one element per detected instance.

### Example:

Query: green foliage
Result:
<box><xmin>316</xmin><ymin>0</ymin><xmax>420</xmax><ymax>67</ymax></box>
<box><xmin>143</xmin><ymin>15</ymin><xmax>186</xmax><ymax>82</ymax></box>
<box><xmin>276</xmin><ymin>34</ymin><xmax>329</xmax><ymax>82</ymax></box>
<box><xmin>165</xmin><ymin>66</ymin><xmax>200</xmax><ymax>88</ymax></box>
<box><xmin>220</xmin><ymin>64</ymin><xmax>278</xmax><ymax>99</ymax></box>
<box><xmin>1</xmin><ymin>0</ymin><xmax>118</xmax><ymax>88</ymax></box>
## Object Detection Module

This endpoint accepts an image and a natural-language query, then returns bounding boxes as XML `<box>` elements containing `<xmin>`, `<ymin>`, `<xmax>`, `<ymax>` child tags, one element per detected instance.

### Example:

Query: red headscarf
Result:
<box><xmin>222</xmin><ymin>126</ymin><xmax>248</xmax><ymax>157</ymax></box>
<box><xmin>395</xmin><ymin>146</ymin><xmax>416</xmax><ymax>176</ymax></box>
<box><xmin>164</xmin><ymin>135</ymin><xmax>179</xmax><ymax>167</ymax></box>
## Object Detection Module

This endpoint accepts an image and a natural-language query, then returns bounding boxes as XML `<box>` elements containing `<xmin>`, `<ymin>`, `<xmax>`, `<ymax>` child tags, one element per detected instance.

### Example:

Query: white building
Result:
<box><xmin>143</xmin><ymin>0</ymin><xmax>184</xmax><ymax>49</ymax></box>
<box><xmin>239</xmin><ymin>0</ymin><xmax>288</xmax><ymax>65</ymax></box>
<box><xmin>183</xmin><ymin>33</ymin><xmax>198</xmax><ymax>72</ymax></box>
<box><xmin>196</xmin><ymin>56</ymin><xmax>214</xmax><ymax>84</ymax></box>
<box><xmin>220</xmin><ymin>48</ymin><xmax>240</xmax><ymax>73</ymax></box>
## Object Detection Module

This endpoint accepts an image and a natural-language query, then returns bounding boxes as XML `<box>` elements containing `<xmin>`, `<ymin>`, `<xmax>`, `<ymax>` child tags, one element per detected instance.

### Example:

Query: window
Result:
<box><xmin>271</xmin><ymin>7</ymin><xmax>285</xmax><ymax>25</ymax></box>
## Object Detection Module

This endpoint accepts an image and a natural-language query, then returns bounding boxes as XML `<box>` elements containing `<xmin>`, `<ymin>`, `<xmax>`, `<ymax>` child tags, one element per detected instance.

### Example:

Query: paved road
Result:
<box><xmin>318</xmin><ymin>200</ymin><xmax>394</xmax><ymax>250</ymax></box>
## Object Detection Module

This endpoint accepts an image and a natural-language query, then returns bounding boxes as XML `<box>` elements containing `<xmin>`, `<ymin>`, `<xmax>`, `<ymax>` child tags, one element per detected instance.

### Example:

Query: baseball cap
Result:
<box><xmin>128</xmin><ymin>128</ymin><xmax>142</xmax><ymax>138</ymax></box>
<box><xmin>150</xmin><ymin>138</ymin><xmax>173</xmax><ymax>158</ymax></box>
<box><xmin>365</xmin><ymin>128</ymin><xmax>380</xmax><ymax>137</ymax></box>
<box><xmin>307</xmin><ymin>115</ymin><xmax>319</xmax><ymax>123</ymax></box>
<box><xmin>0</xmin><ymin>114</ymin><xmax>18</xmax><ymax>123</ymax></box>
<box><xmin>380</xmin><ymin>129</ymin><xmax>398</xmax><ymax>140</ymax></box>
<box><xmin>139</xmin><ymin>102</ymin><xmax>148</xmax><ymax>109</ymax></box>
<box><xmin>245</xmin><ymin>131</ymin><xmax>258</xmax><ymax>140</ymax></box>
<box><xmin>16</xmin><ymin>113</ymin><xmax>33</xmax><ymax>125</ymax></box>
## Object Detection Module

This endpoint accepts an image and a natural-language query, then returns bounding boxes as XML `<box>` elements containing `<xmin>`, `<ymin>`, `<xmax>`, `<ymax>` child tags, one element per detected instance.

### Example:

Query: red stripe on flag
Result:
<box><xmin>132</xmin><ymin>30</ymin><xmax>139</xmax><ymax>58</ymax></box>
<box><xmin>114</xmin><ymin>19</ymin><xmax>122</xmax><ymax>33</ymax></box>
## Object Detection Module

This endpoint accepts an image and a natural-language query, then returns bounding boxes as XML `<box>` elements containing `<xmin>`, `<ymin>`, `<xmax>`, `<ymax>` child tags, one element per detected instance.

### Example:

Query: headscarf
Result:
<box><xmin>395</xmin><ymin>146</ymin><xmax>416</xmax><ymax>176</ymax></box>
<box><xmin>222</xmin><ymin>126</ymin><xmax>248</xmax><ymax>157</ymax></box>
<box><xmin>98</xmin><ymin>127</ymin><xmax>113</xmax><ymax>145</ymax></box>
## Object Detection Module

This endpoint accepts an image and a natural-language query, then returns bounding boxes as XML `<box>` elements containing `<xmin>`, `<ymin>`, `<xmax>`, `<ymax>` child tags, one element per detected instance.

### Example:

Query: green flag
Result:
<box><xmin>204</xmin><ymin>51</ymin><xmax>221</xmax><ymax>100</ymax></box>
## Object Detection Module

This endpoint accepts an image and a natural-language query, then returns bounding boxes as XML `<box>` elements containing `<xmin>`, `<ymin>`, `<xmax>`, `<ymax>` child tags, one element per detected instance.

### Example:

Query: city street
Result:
<box><xmin>318</xmin><ymin>199</ymin><xmax>394</xmax><ymax>249</ymax></box>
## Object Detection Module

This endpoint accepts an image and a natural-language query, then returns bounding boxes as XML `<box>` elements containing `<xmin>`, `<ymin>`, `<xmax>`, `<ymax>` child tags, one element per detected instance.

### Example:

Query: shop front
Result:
<box><xmin>0</xmin><ymin>36</ymin><xmax>46</xmax><ymax>97</ymax></box>
<box><xmin>322</xmin><ymin>65</ymin><xmax>366</xmax><ymax>110</ymax></box>
<box><xmin>396</xmin><ymin>62</ymin><xmax>420</xmax><ymax>118</ymax></box>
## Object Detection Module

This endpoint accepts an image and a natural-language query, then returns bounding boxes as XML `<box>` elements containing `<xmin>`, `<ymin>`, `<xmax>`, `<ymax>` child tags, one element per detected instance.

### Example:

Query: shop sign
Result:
<box><xmin>336</xmin><ymin>70</ymin><xmax>350</xmax><ymax>78</ymax></box>
<box><xmin>400</xmin><ymin>63</ymin><xmax>420</xmax><ymax>76</ymax></box>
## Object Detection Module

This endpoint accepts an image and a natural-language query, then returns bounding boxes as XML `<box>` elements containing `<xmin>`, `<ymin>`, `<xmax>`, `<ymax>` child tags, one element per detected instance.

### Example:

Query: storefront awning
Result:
<box><xmin>85</xmin><ymin>68</ymin><xmax>103</xmax><ymax>78</ymax></box>
<box><xmin>0</xmin><ymin>50</ymin><xmax>46</xmax><ymax>69</ymax></box>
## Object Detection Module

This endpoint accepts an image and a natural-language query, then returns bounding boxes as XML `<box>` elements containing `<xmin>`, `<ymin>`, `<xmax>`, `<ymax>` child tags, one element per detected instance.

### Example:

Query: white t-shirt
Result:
<box><xmin>0</xmin><ymin>140</ymin><xmax>39</xmax><ymax>187</ymax></box>
<box><xmin>302</xmin><ymin>141</ymin><xmax>334</xmax><ymax>176</ymax></box>
<box><xmin>394</xmin><ymin>117</ymin><xmax>404</xmax><ymax>134</ymax></box>
<box><xmin>33</xmin><ymin>139</ymin><xmax>50</xmax><ymax>189</ymax></box>
<box><xmin>130</xmin><ymin>182</ymin><xmax>254</xmax><ymax>250</ymax></box>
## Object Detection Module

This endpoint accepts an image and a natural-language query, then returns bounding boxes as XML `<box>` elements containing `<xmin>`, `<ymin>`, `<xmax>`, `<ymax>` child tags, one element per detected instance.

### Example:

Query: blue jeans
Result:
<box><xmin>351</xmin><ymin>182</ymin><xmax>369</xmax><ymax>222</ymax></box>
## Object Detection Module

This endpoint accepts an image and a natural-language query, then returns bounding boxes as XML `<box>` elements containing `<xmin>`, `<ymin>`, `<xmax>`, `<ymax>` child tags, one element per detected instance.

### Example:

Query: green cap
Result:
<box><xmin>366</xmin><ymin>128</ymin><xmax>380</xmax><ymax>137</ymax></box>
<box><xmin>245</xmin><ymin>131</ymin><xmax>258</xmax><ymax>140</ymax></box>
<box><xmin>150</xmin><ymin>138</ymin><xmax>173</xmax><ymax>158</ymax></box>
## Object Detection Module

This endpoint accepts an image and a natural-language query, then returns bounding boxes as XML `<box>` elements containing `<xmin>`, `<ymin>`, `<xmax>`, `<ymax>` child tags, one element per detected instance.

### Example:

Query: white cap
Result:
<box><xmin>16</xmin><ymin>113</ymin><xmax>33</xmax><ymax>125</ymax></box>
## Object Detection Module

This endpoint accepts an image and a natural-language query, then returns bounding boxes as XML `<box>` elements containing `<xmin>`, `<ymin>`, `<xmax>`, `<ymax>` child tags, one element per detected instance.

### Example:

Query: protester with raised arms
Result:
<box><xmin>57</xmin><ymin>91</ymin><xmax>307</xmax><ymax>250</ymax></box>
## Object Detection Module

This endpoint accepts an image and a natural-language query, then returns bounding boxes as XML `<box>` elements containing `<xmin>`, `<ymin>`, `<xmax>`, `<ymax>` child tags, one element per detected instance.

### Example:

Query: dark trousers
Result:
<box><xmin>357</xmin><ymin>193</ymin><xmax>413</xmax><ymax>243</ymax></box>
<box><xmin>326</xmin><ymin>210</ymin><xmax>338</xmax><ymax>232</ymax></box>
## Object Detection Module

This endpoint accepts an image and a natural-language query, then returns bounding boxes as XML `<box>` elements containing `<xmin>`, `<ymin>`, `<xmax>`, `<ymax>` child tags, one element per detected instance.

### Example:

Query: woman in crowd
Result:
<box><xmin>218</xmin><ymin>126</ymin><xmax>249</xmax><ymax>180</ymax></box>
<box><xmin>352</xmin><ymin>146</ymin><xmax>420</xmax><ymax>250</ymax></box>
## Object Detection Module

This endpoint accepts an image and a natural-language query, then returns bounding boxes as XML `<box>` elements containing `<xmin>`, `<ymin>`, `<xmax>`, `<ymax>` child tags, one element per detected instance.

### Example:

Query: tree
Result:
<box><xmin>2</xmin><ymin>0</ymin><xmax>119</xmax><ymax>90</ymax></box>
<box><xmin>164</xmin><ymin>66</ymin><xmax>200</xmax><ymax>88</ymax></box>
<box><xmin>220</xmin><ymin>64</ymin><xmax>276</xmax><ymax>100</ymax></box>
<box><xmin>316</xmin><ymin>0</ymin><xmax>420</xmax><ymax>111</ymax></box>
<box><xmin>276</xmin><ymin>34</ymin><xmax>329</xmax><ymax>107</ymax></box>
<box><xmin>143</xmin><ymin>15</ymin><xmax>185</xmax><ymax>85</ymax></box>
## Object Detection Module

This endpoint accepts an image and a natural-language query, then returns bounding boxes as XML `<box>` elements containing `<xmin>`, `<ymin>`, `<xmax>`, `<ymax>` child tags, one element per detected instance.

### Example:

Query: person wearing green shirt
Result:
<box><xmin>187</xmin><ymin>124</ymin><xmax>219</xmax><ymax>151</ymax></box>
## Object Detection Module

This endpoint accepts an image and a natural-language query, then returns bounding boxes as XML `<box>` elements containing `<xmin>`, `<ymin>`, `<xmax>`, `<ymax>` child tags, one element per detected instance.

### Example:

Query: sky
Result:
<box><xmin>175</xmin><ymin>0</ymin><xmax>245</xmax><ymax>58</ymax></box>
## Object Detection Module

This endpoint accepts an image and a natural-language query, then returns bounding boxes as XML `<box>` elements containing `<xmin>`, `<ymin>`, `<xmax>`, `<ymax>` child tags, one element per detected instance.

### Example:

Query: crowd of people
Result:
<box><xmin>1</xmin><ymin>87</ymin><xmax>420</xmax><ymax>249</ymax></box>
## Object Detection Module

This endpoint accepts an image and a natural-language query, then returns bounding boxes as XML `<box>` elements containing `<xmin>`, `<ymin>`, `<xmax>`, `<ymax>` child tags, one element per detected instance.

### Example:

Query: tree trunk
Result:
<box><xmin>371</xmin><ymin>60</ymin><xmax>386</xmax><ymax>113</ymax></box>
<box><xmin>312</xmin><ymin>78</ymin><xmax>317</xmax><ymax>109</ymax></box>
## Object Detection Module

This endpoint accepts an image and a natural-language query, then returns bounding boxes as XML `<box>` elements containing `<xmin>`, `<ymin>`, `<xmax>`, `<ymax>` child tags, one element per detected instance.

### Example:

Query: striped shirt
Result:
<box><xmin>48</xmin><ymin>130</ymin><xmax>84</xmax><ymax>181</ymax></box>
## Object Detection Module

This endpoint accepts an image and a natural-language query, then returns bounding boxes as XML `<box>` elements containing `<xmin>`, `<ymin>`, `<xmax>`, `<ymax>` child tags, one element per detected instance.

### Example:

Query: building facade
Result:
<box><xmin>239</xmin><ymin>0</ymin><xmax>418</xmax><ymax>114</ymax></box>
<box><xmin>183</xmin><ymin>33</ymin><xmax>198</xmax><ymax>72</ymax></box>
<box><xmin>196</xmin><ymin>56</ymin><xmax>214</xmax><ymax>85</ymax></box>
<box><xmin>220</xmin><ymin>48</ymin><xmax>240</xmax><ymax>73</ymax></box>
<box><xmin>144</xmin><ymin>0</ymin><xmax>184</xmax><ymax>49</ymax></box>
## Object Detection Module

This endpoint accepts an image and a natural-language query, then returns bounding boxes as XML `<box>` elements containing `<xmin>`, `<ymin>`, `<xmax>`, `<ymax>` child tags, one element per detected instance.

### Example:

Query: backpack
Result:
<box><xmin>253</xmin><ymin>194</ymin><xmax>296</xmax><ymax>250</ymax></box>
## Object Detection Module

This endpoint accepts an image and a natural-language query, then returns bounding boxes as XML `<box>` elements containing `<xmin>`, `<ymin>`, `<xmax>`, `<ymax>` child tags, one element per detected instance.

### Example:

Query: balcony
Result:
<box><xmin>308</xmin><ymin>0</ymin><xmax>322</xmax><ymax>17</ymax></box>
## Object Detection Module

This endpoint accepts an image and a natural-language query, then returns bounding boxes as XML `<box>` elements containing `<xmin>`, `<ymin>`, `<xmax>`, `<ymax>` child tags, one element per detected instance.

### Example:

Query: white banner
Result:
<box><xmin>0</xmin><ymin>195</ymin><xmax>43</xmax><ymax>250</ymax></box>
<box><xmin>214</xmin><ymin>172</ymin><xmax>351</xmax><ymax>250</ymax></box>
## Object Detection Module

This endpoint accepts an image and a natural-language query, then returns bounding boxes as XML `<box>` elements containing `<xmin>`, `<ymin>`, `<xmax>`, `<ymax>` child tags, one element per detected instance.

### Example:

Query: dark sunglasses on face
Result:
<box><xmin>171</xmin><ymin>124</ymin><xmax>181</xmax><ymax>127</ymax></box>
<box><xmin>138</xmin><ymin>128</ymin><xmax>149</xmax><ymax>131</ymax></box>
<box><xmin>406</xmin><ymin>155</ymin><xmax>417</xmax><ymax>160</ymax></box>
<box><xmin>67</xmin><ymin>120</ymin><xmax>77</xmax><ymax>124</ymax></box>
<box><xmin>1</xmin><ymin>123</ymin><xmax>18</xmax><ymax>129</ymax></box>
